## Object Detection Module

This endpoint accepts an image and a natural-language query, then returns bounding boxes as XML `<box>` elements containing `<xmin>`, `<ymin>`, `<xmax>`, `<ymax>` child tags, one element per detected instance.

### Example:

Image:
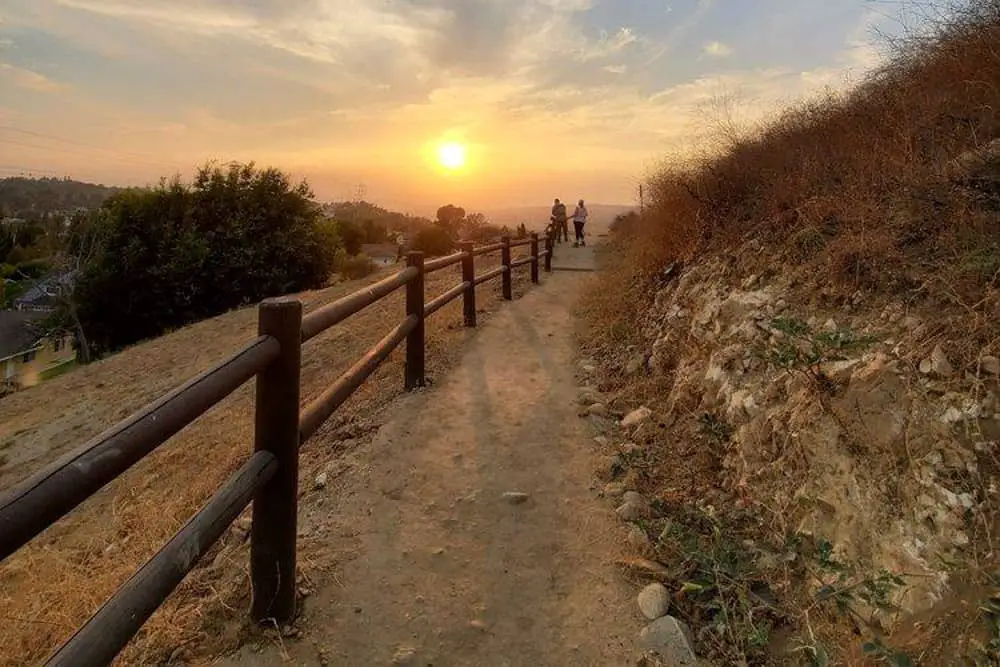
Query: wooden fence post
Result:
<box><xmin>405</xmin><ymin>251</ymin><xmax>425</xmax><ymax>390</ymax></box>
<box><xmin>530</xmin><ymin>233</ymin><xmax>539</xmax><ymax>284</ymax></box>
<box><xmin>251</xmin><ymin>298</ymin><xmax>302</xmax><ymax>624</ymax></box>
<box><xmin>544</xmin><ymin>235</ymin><xmax>553</xmax><ymax>273</ymax></box>
<box><xmin>501</xmin><ymin>236</ymin><xmax>512</xmax><ymax>301</ymax></box>
<box><xmin>460</xmin><ymin>242</ymin><xmax>476</xmax><ymax>328</ymax></box>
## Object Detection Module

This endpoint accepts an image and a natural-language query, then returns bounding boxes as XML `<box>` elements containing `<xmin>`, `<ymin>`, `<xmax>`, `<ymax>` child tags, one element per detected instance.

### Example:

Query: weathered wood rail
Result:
<box><xmin>0</xmin><ymin>232</ymin><xmax>557</xmax><ymax>666</ymax></box>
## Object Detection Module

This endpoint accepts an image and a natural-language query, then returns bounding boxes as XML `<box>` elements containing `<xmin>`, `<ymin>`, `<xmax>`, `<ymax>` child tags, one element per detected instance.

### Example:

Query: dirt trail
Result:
<box><xmin>227</xmin><ymin>246</ymin><xmax>639</xmax><ymax>666</ymax></box>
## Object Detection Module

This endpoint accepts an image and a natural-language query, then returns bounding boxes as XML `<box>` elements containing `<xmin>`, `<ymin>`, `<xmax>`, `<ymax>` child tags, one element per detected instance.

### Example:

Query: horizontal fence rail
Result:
<box><xmin>0</xmin><ymin>335</ymin><xmax>281</xmax><ymax>560</ymax></box>
<box><xmin>0</xmin><ymin>231</ymin><xmax>558</xmax><ymax>665</ymax></box>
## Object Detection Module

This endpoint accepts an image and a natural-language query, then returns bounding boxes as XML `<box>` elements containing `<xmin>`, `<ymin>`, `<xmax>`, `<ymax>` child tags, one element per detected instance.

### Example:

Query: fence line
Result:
<box><xmin>0</xmin><ymin>231</ymin><xmax>557</xmax><ymax>665</ymax></box>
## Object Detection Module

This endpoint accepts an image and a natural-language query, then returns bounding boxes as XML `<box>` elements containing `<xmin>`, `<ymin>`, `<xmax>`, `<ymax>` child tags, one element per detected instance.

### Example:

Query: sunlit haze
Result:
<box><xmin>0</xmin><ymin>1</ymin><xmax>906</xmax><ymax>213</ymax></box>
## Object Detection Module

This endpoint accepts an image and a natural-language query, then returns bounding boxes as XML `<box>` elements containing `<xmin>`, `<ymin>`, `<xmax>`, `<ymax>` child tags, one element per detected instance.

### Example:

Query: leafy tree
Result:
<box><xmin>412</xmin><ymin>226</ymin><xmax>455</xmax><ymax>257</ymax></box>
<box><xmin>335</xmin><ymin>219</ymin><xmax>365</xmax><ymax>255</ymax></box>
<box><xmin>436</xmin><ymin>204</ymin><xmax>466</xmax><ymax>238</ymax></box>
<box><xmin>72</xmin><ymin>162</ymin><xmax>336</xmax><ymax>355</ymax></box>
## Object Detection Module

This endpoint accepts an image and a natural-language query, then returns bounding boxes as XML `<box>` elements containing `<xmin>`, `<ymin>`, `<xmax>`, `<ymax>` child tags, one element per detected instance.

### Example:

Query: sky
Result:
<box><xmin>0</xmin><ymin>0</ymin><xmax>910</xmax><ymax>214</ymax></box>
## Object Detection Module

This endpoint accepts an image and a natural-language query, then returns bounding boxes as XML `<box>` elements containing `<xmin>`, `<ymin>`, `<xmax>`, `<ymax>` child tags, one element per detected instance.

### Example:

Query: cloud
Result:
<box><xmin>603</xmin><ymin>64</ymin><xmax>627</xmax><ymax>74</ymax></box>
<box><xmin>703</xmin><ymin>40</ymin><xmax>733</xmax><ymax>57</ymax></box>
<box><xmin>0</xmin><ymin>63</ymin><xmax>66</xmax><ymax>93</ymax></box>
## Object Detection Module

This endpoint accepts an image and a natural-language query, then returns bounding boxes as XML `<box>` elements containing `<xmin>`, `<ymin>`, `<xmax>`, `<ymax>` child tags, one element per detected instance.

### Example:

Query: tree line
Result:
<box><xmin>3</xmin><ymin>164</ymin><xmax>525</xmax><ymax>360</ymax></box>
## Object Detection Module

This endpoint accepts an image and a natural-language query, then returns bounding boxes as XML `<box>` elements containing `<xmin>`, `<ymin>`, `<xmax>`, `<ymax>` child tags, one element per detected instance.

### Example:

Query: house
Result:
<box><xmin>361</xmin><ymin>243</ymin><xmax>401</xmax><ymax>267</ymax></box>
<box><xmin>0</xmin><ymin>311</ymin><xmax>75</xmax><ymax>390</ymax></box>
<box><xmin>13</xmin><ymin>271</ymin><xmax>76</xmax><ymax>313</ymax></box>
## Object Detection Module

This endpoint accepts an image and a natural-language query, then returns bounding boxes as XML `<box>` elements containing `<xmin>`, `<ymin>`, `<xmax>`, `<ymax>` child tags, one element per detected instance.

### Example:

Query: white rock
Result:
<box><xmin>502</xmin><ymin>492</ymin><xmax>530</xmax><ymax>505</ymax></box>
<box><xmin>637</xmin><ymin>583</ymin><xmax>671</xmax><ymax>620</ymax></box>
<box><xmin>616</xmin><ymin>501</ymin><xmax>647</xmax><ymax>521</ymax></box>
<box><xmin>637</xmin><ymin>616</ymin><xmax>698</xmax><ymax>666</ymax></box>
<box><xmin>622</xmin><ymin>407</ymin><xmax>653</xmax><ymax>428</ymax></box>
<box><xmin>313</xmin><ymin>472</ymin><xmax>328</xmax><ymax>490</ymax></box>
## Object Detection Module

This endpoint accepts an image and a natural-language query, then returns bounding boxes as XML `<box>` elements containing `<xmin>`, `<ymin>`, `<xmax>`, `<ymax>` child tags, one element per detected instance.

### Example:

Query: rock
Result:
<box><xmin>577</xmin><ymin>389</ymin><xmax>600</xmax><ymax>406</ymax></box>
<box><xmin>627</xmin><ymin>524</ymin><xmax>653</xmax><ymax>554</ymax></box>
<box><xmin>823</xmin><ymin>318</ymin><xmax>838</xmax><ymax>332</ymax></box>
<box><xmin>502</xmin><ymin>491</ymin><xmax>530</xmax><ymax>505</ymax></box>
<box><xmin>432</xmin><ymin>547</ymin><xmax>445</xmax><ymax>555</ymax></box>
<box><xmin>594</xmin><ymin>435</ymin><xmax>610</xmax><ymax>447</ymax></box>
<box><xmin>617</xmin><ymin>493</ymin><xmax>650</xmax><ymax>521</ymax></box>
<box><xmin>919</xmin><ymin>358</ymin><xmax>933</xmax><ymax>375</ymax></box>
<box><xmin>469</xmin><ymin>619</ymin><xmax>487</xmax><ymax>631</ymax></box>
<box><xmin>587</xmin><ymin>403</ymin><xmax>610</xmax><ymax>418</ymax></box>
<box><xmin>637</xmin><ymin>616</ymin><xmax>699</xmax><ymax>666</ymax></box>
<box><xmin>622</xmin><ymin>407</ymin><xmax>653</xmax><ymax>428</ymax></box>
<box><xmin>314</xmin><ymin>472</ymin><xmax>328</xmax><ymax>490</ymax></box>
<box><xmin>981</xmin><ymin>355</ymin><xmax>1000</xmax><ymax>376</ymax></box>
<box><xmin>637</xmin><ymin>583</ymin><xmax>671</xmax><ymax>620</ymax></box>
<box><xmin>626</xmin><ymin>354</ymin><xmax>649</xmax><ymax>376</ymax></box>
<box><xmin>391</xmin><ymin>646</ymin><xmax>418</xmax><ymax>666</ymax></box>
<box><xmin>604</xmin><ymin>482</ymin><xmax>627</xmax><ymax>498</ymax></box>
<box><xmin>622</xmin><ymin>442</ymin><xmax>643</xmax><ymax>457</ymax></box>
<box><xmin>930</xmin><ymin>345</ymin><xmax>955</xmax><ymax>377</ymax></box>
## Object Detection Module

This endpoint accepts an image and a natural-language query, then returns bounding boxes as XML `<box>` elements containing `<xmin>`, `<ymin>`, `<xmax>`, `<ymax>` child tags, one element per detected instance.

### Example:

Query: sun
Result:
<box><xmin>437</xmin><ymin>142</ymin><xmax>467</xmax><ymax>170</ymax></box>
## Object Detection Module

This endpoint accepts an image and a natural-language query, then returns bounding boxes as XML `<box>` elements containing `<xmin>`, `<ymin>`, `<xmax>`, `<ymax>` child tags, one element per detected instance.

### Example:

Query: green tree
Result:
<box><xmin>73</xmin><ymin>162</ymin><xmax>336</xmax><ymax>355</ymax></box>
<box><xmin>436</xmin><ymin>204</ymin><xmax>466</xmax><ymax>238</ymax></box>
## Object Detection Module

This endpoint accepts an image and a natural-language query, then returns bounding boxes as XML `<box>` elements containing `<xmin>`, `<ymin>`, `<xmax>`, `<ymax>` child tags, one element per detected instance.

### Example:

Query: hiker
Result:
<box><xmin>551</xmin><ymin>198</ymin><xmax>568</xmax><ymax>243</ymax></box>
<box><xmin>572</xmin><ymin>199</ymin><xmax>588</xmax><ymax>247</ymax></box>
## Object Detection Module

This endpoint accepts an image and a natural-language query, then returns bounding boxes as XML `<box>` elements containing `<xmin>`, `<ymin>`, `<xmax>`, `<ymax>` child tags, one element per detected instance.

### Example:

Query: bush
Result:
<box><xmin>412</xmin><ymin>226</ymin><xmax>455</xmax><ymax>257</ymax></box>
<box><xmin>334</xmin><ymin>251</ymin><xmax>377</xmax><ymax>280</ymax></box>
<box><xmin>74</xmin><ymin>162</ymin><xmax>337</xmax><ymax>355</ymax></box>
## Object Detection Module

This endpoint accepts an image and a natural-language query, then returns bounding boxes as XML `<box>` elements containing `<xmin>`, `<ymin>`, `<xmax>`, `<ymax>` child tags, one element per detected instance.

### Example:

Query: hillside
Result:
<box><xmin>0</xmin><ymin>177</ymin><xmax>118</xmax><ymax>216</ymax></box>
<box><xmin>581</xmin><ymin>2</ymin><xmax>1000</xmax><ymax>664</ymax></box>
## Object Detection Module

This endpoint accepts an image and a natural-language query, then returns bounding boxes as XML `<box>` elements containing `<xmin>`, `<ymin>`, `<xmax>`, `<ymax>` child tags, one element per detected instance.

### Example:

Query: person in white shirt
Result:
<box><xmin>572</xmin><ymin>200</ymin><xmax>588</xmax><ymax>247</ymax></box>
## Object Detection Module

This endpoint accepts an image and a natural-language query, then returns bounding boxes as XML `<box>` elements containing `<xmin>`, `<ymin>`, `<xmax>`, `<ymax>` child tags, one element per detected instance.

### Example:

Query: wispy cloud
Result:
<box><xmin>0</xmin><ymin>63</ymin><xmax>66</xmax><ymax>93</ymax></box>
<box><xmin>0</xmin><ymin>0</ymin><xmax>900</xmax><ymax>207</ymax></box>
<box><xmin>703</xmin><ymin>40</ymin><xmax>733</xmax><ymax>57</ymax></box>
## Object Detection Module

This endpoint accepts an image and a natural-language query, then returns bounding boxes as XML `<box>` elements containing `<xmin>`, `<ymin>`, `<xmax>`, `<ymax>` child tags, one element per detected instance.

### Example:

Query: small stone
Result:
<box><xmin>622</xmin><ymin>442</ymin><xmax>643</xmax><ymax>457</ymax></box>
<box><xmin>432</xmin><ymin>547</ymin><xmax>445</xmax><ymax>555</ymax></box>
<box><xmin>616</xmin><ymin>493</ymin><xmax>650</xmax><ymax>521</ymax></box>
<box><xmin>298</xmin><ymin>586</ymin><xmax>313</xmax><ymax>598</ymax></box>
<box><xmin>313</xmin><ymin>472</ymin><xmax>328</xmax><ymax>490</ymax></box>
<box><xmin>587</xmin><ymin>403</ymin><xmax>610</xmax><ymax>417</ymax></box>
<box><xmin>594</xmin><ymin>435</ymin><xmax>610</xmax><ymax>447</ymax></box>
<box><xmin>627</xmin><ymin>524</ymin><xmax>653</xmax><ymax>554</ymax></box>
<box><xmin>930</xmin><ymin>345</ymin><xmax>954</xmax><ymax>377</ymax></box>
<box><xmin>823</xmin><ymin>318</ymin><xmax>838</xmax><ymax>332</ymax></box>
<box><xmin>391</xmin><ymin>646</ymin><xmax>418</xmax><ymax>666</ymax></box>
<box><xmin>502</xmin><ymin>491</ymin><xmax>530</xmax><ymax>505</ymax></box>
<box><xmin>622</xmin><ymin>407</ymin><xmax>653</xmax><ymax>428</ymax></box>
<box><xmin>637</xmin><ymin>583</ymin><xmax>671</xmax><ymax>620</ymax></box>
<box><xmin>637</xmin><ymin>616</ymin><xmax>698</xmax><ymax>666</ymax></box>
<box><xmin>604</xmin><ymin>482</ymin><xmax>627</xmax><ymax>498</ymax></box>
<box><xmin>981</xmin><ymin>355</ymin><xmax>1000</xmax><ymax>376</ymax></box>
<box><xmin>469</xmin><ymin>620</ymin><xmax>487</xmax><ymax>631</ymax></box>
<box><xmin>919</xmin><ymin>358</ymin><xmax>933</xmax><ymax>375</ymax></box>
<box><xmin>577</xmin><ymin>389</ymin><xmax>600</xmax><ymax>406</ymax></box>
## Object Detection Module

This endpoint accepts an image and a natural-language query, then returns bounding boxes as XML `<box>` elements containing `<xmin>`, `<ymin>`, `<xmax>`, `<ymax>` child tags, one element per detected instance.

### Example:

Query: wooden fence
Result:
<box><xmin>0</xmin><ymin>232</ymin><xmax>557</xmax><ymax>666</ymax></box>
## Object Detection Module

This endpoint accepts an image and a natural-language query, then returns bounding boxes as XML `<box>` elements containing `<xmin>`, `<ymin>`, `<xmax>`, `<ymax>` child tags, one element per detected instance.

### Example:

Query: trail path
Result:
<box><xmin>229</xmin><ymin>245</ymin><xmax>638</xmax><ymax>666</ymax></box>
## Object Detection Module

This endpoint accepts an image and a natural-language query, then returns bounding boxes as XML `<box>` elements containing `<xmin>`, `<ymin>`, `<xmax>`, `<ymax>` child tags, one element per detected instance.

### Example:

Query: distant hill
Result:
<box><xmin>0</xmin><ymin>177</ymin><xmax>119</xmax><ymax>217</ymax></box>
<box><xmin>482</xmin><ymin>204</ymin><xmax>635</xmax><ymax>236</ymax></box>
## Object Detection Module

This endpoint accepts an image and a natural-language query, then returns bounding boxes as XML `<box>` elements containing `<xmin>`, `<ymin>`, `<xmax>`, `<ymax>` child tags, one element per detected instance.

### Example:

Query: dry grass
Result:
<box><xmin>580</xmin><ymin>1</ymin><xmax>1000</xmax><ymax>664</ymax></box>
<box><xmin>0</xmin><ymin>250</ymin><xmax>536</xmax><ymax>665</ymax></box>
<box><xmin>596</xmin><ymin>0</ymin><xmax>1000</xmax><ymax>372</ymax></box>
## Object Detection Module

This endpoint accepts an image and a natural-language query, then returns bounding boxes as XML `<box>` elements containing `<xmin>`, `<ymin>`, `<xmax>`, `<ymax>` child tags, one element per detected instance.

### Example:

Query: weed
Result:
<box><xmin>698</xmin><ymin>413</ymin><xmax>733</xmax><ymax>444</ymax></box>
<box><xmin>965</xmin><ymin>574</ymin><xmax>1000</xmax><ymax>665</ymax></box>
<box><xmin>762</xmin><ymin>317</ymin><xmax>877</xmax><ymax>395</ymax></box>
<box><xmin>810</xmin><ymin>538</ymin><xmax>913</xmax><ymax>663</ymax></box>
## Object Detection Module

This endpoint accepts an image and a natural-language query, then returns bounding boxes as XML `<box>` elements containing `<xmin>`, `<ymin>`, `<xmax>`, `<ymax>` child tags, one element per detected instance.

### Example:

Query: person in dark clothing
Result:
<box><xmin>551</xmin><ymin>198</ymin><xmax>568</xmax><ymax>242</ymax></box>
